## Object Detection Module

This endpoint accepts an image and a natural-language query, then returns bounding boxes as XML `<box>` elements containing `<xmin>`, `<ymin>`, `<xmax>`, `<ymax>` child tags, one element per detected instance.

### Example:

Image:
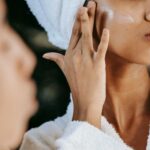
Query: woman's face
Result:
<box><xmin>95</xmin><ymin>0</ymin><xmax>150</xmax><ymax>65</ymax></box>
<box><xmin>0</xmin><ymin>1</ymin><xmax>38</xmax><ymax>148</ymax></box>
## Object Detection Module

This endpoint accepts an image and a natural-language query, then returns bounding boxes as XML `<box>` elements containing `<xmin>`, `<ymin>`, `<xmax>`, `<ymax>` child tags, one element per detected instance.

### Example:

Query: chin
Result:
<box><xmin>134</xmin><ymin>51</ymin><xmax>150</xmax><ymax>65</ymax></box>
<box><xmin>123</xmin><ymin>55</ymin><xmax>150</xmax><ymax>66</ymax></box>
<box><xmin>107</xmin><ymin>48</ymin><xmax>150</xmax><ymax>66</ymax></box>
<box><xmin>129</xmin><ymin>45</ymin><xmax>150</xmax><ymax>65</ymax></box>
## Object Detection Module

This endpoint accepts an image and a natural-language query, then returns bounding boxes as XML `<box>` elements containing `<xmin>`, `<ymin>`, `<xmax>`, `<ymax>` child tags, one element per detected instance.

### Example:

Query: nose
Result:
<box><xmin>145</xmin><ymin>11</ymin><xmax>150</xmax><ymax>22</ymax></box>
<box><xmin>7</xmin><ymin>25</ymin><xmax>37</xmax><ymax>78</ymax></box>
<box><xmin>20</xmin><ymin>47</ymin><xmax>37</xmax><ymax>78</ymax></box>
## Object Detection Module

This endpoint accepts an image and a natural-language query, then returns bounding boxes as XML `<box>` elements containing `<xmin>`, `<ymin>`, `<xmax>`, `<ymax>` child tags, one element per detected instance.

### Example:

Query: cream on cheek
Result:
<box><xmin>113</xmin><ymin>12</ymin><xmax>135</xmax><ymax>24</ymax></box>
<box><xmin>101</xmin><ymin>5</ymin><xmax>136</xmax><ymax>24</ymax></box>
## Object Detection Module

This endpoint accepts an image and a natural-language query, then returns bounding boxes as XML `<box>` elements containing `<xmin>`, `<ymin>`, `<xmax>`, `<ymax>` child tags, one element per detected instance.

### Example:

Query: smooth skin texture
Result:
<box><xmin>0</xmin><ymin>1</ymin><xmax>38</xmax><ymax>149</ymax></box>
<box><xmin>43</xmin><ymin>0</ymin><xmax>150</xmax><ymax>150</ymax></box>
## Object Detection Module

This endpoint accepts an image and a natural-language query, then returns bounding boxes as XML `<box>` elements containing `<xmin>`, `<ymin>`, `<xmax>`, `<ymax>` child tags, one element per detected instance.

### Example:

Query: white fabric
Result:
<box><xmin>19</xmin><ymin>94</ymin><xmax>150</xmax><ymax>150</ymax></box>
<box><xmin>25</xmin><ymin>0</ymin><xmax>86</xmax><ymax>50</ymax></box>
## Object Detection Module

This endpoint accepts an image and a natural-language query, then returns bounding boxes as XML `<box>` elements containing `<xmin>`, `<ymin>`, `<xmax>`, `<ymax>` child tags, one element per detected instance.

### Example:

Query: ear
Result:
<box><xmin>0</xmin><ymin>0</ymin><xmax>7</xmax><ymax>25</ymax></box>
<box><xmin>84</xmin><ymin>0</ymin><xmax>89</xmax><ymax>6</ymax></box>
<box><xmin>84</xmin><ymin>0</ymin><xmax>97</xmax><ymax>7</ymax></box>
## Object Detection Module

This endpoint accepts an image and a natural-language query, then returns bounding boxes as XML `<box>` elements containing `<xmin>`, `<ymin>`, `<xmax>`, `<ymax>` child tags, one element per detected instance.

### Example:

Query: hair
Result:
<box><xmin>84</xmin><ymin>0</ymin><xmax>96</xmax><ymax>6</ymax></box>
<box><xmin>84</xmin><ymin>0</ymin><xmax>89</xmax><ymax>6</ymax></box>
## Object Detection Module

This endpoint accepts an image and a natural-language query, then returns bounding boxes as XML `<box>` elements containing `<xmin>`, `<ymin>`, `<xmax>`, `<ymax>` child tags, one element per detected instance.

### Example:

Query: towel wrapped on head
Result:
<box><xmin>26</xmin><ymin>0</ymin><xmax>87</xmax><ymax>50</ymax></box>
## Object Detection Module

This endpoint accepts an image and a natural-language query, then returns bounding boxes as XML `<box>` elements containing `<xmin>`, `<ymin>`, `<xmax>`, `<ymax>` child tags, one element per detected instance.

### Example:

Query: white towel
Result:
<box><xmin>26</xmin><ymin>0</ymin><xmax>86</xmax><ymax>50</ymax></box>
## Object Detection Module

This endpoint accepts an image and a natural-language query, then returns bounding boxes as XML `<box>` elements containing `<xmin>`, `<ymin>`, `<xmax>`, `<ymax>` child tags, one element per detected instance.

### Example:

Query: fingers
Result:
<box><xmin>99</xmin><ymin>12</ymin><xmax>108</xmax><ymax>41</ymax></box>
<box><xmin>87</xmin><ymin>1</ymin><xmax>96</xmax><ymax>34</ymax></box>
<box><xmin>43</xmin><ymin>53</ymin><xmax>64</xmax><ymax>71</ymax></box>
<box><xmin>95</xmin><ymin>4</ymin><xmax>108</xmax><ymax>43</ymax></box>
<box><xmin>97</xmin><ymin>28</ymin><xmax>109</xmax><ymax>59</ymax></box>
<box><xmin>68</xmin><ymin>9</ymin><xmax>81</xmax><ymax>51</ymax></box>
<box><xmin>68</xmin><ymin>1</ymin><xmax>96</xmax><ymax>54</ymax></box>
<box><xmin>81</xmin><ymin>8</ymin><xmax>94</xmax><ymax>57</ymax></box>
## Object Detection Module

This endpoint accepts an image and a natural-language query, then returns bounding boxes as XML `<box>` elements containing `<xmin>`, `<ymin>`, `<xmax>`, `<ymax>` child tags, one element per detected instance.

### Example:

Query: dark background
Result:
<box><xmin>5</xmin><ymin>0</ymin><xmax>71</xmax><ymax>129</ymax></box>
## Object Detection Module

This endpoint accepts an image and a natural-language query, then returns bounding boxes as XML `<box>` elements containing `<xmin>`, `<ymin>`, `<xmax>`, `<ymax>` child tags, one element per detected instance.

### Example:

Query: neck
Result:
<box><xmin>103</xmin><ymin>51</ymin><xmax>150</xmax><ymax>131</ymax></box>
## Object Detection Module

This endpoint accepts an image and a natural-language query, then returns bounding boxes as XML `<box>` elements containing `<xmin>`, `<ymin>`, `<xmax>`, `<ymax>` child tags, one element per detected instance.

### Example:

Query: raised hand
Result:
<box><xmin>43</xmin><ymin>1</ymin><xmax>109</xmax><ymax>128</ymax></box>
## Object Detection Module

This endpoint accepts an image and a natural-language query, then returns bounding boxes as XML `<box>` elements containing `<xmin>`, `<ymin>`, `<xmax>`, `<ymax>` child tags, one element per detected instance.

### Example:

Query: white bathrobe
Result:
<box><xmin>20</xmin><ymin>94</ymin><xmax>150</xmax><ymax>150</ymax></box>
<box><xmin>20</xmin><ymin>0</ymin><xmax>150</xmax><ymax>149</ymax></box>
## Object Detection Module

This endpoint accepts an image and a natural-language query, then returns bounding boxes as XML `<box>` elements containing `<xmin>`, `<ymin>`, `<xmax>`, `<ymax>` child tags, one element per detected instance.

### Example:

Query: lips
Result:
<box><xmin>144</xmin><ymin>33</ymin><xmax>150</xmax><ymax>41</ymax></box>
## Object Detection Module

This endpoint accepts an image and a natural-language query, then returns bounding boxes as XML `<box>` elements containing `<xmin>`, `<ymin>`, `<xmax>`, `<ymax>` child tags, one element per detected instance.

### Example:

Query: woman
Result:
<box><xmin>20</xmin><ymin>0</ymin><xmax>150</xmax><ymax>149</ymax></box>
<box><xmin>0</xmin><ymin>0</ymin><xmax>38</xmax><ymax>149</ymax></box>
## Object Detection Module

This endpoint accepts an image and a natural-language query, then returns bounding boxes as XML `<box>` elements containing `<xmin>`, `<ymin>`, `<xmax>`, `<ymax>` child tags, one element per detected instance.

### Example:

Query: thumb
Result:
<box><xmin>43</xmin><ymin>52</ymin><xmax>64</xmax><ymax>71</ymax></box>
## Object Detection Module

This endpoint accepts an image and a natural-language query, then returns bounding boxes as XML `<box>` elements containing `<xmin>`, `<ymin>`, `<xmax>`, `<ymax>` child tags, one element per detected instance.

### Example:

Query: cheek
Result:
<box><xmin>105</xmin><ymin>14</ymin><xmax>135</xmax><ymax>53</ymax></box>
<box><xmin>106</xmin><ymin>9</ymin><xmax>138</xmax><ymax>24</ymax></box>
<box><xmin>98</xmin><ymin>4</ymin><xmax>150</xmax><ymax>64</ymax></box>
<box><xmin>100</xmin><ymin>6</ymin><xmax>139</xmax><ymax>53</ymax></box>
<box><xmin>107</xmin><ymin>23</ymin><xmax>132</xmax><ymax>55</ymax></box>
<box><xmin>106</xmin><ymin>22</ymin><xmax>150</xmax><ymax>65</ymax></box>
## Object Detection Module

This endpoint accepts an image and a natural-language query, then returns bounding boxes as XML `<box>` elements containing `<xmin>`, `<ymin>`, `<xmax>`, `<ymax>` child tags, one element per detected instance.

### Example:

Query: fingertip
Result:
<box><xmin>80</xmin><ymin>7</ymin><xmax>88</xmax><ymax>17</ymax></box>
<box><xmin>87</xmin><ymin>5</ymin><xmax>96</xmax><ymax>18</ymax></box>
<box><xmin>77</xmin><ymin>7</ymin><xmax>83</xmax><ymax>18</ymax></box>
<box><xmin>80</xmin><ymin>8</ymin><xmax>89</xmax><ymax>23</ymax></box>
<box><xmin>42</xmin><ymin>53</ymin><xmax>50</xmax><ymax>59</ymax></box>
<box><xmin>87</xmin><ymin>1</ymin><xmax>96</xmax><ymax>9</ymax></box>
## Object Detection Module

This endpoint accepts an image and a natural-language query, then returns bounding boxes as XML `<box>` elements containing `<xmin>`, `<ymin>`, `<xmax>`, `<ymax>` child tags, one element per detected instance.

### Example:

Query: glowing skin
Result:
<box><xmin>101</xmin><ymin>4</ymin><xmax>135</xmax><ymax>24</ymax></box>
<box><xmin>95</xmin><ymin>0</ymin><xmax>150</xmax><ymax>65</ymax></box>
<box><xmin>102</xmin><ymin>6</ymin><xmax>135</xmax><ymax>24</ymax></box>
<box><xmin>113</xmin><ymin>13</ymin><xmax>135</xmax><ymax>24</ymax></box>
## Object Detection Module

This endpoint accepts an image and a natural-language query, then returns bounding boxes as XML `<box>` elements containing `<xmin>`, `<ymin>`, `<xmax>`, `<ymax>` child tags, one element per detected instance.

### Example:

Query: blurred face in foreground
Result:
<box><xmin>0</xmin><ymin>0</ymin><xmax>38</xmax><ymax>149</ymax></box>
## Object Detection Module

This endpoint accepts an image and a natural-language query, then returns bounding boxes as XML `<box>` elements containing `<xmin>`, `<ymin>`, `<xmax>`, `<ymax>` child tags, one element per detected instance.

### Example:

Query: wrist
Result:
<box><xmin>72</xmin><ymin>106</ymin><xmax>102</xmax><ymax>129</ymax></box>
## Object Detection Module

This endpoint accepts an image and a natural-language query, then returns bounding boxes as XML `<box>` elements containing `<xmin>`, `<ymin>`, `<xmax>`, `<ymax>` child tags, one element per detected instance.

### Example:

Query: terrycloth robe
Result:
<box><xmin>20</xmin><ymin>94</ymin><xmax>150</xmax><ymax>150</ymax></box>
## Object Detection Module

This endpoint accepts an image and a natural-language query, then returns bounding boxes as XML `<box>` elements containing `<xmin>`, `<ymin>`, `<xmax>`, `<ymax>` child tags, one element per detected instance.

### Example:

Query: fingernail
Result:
<box><xmin>80</xmin><ymin>8</ymin><xmax>85</xmax><ymax>16</ymax></box>
<box><xmin>42</xmin><ymin>53</ymin><xmax>49</xmax><ymax>59</ymax></box>
<box><xmin>80</xmin><ymin>7</ymin><xmax>88</xmax><ymax>16</ymax></box>
<box><xmin>87</xmin><ymin>1</ymin><xmax>95</xmax><ymax>8</ymax></box>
